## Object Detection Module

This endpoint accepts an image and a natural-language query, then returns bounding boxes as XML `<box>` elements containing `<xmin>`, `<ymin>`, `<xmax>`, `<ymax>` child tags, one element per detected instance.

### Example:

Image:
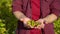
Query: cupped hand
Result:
<box><xmin>35</xmin><ymin>19</ymin><xmax>45</xmax><ymax>29</ymax></box>
<box><xmin>21</xmin><ymin>17</ymin><xmax>34</xmax><ymax>28</ymax></box>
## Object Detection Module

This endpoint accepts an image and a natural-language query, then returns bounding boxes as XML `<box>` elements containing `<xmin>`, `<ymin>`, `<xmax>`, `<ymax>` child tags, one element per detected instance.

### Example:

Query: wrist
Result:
<box><xmin>43</xmin><ymin>14</ymin><xmax>57</xmax><ymax>24</ymax></box>
<box><xmin>41</xmin><ymin>22</ymin><xmax>45</xmax><ymax>29</ymax></box>
<box><xmin>20</xmin><ymin>17</ymin><xmax>27</xmax><ymax>21</ymax></box>
<box><xmin>42</xmin><ymin>18</ymin><xmax>48</xmax><ymax>24</ymax></box>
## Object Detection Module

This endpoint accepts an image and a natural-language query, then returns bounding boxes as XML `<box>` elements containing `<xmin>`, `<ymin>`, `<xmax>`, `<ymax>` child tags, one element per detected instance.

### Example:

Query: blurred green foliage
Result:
<box><xmin>0</xmin><ymin>0</ymin><xmax>60</xmax><ymax>34</ymax></box>
<box><xmin>54</xmin><ymin>18</ymin><xmax>60</xmax><ymax>34</ymax></box>
<box><xmin>0</xmin><ymin>0</ymin><xmax>17</xmax><ymax>34</ymax></box>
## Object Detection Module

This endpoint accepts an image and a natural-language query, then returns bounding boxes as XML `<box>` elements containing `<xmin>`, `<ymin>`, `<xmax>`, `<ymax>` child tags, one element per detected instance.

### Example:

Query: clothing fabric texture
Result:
<box><xmin>30</xmin><ymin>0</ymin><xmax>41</xmax><ymax>34</ymax></box>
<box><xmin>12</xmin><ymin>0</ymin><xmax>60</xmax><ymax>34</ymax></box>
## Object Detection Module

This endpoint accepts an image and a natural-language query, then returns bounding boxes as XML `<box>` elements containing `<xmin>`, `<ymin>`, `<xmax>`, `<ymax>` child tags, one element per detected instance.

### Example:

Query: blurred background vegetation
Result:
<box><xmin>0</xmin><ymin>0</ymin><xmax>60</xmax><ymax>34</ymax></box>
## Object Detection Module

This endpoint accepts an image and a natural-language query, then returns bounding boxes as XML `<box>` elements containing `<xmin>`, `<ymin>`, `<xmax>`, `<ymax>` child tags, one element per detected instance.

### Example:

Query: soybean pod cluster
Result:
<box><xmin>27</xmin><ymin>20</ymin><xmax>41</xmax><ymax>27</ymax></box>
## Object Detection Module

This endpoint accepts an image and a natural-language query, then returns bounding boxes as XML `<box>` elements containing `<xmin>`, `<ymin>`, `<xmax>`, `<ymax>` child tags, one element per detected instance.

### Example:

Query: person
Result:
<box><xmin>12</xmin><ymin>0</ymin><xmax>60</xmax><ymax>34</ymax></box>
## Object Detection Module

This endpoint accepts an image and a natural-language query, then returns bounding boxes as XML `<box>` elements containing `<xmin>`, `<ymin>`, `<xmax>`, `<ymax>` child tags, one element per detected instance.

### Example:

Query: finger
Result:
<box><xmin>40</xmin><ymin>23</ymin><xmax>45</xmax><ymax>29</ymax></box>
<box><xmin>35</xmin><ymin>25</ymin><xmax>41</xmax><ymax>29</ymax></box>
<box><xmin>39</xmin><ymin>19</ymin><xmax>44</xmax><ymax>23</ymax></box>
<box><xmin>28</xmin><ymin>24</ymin><xmax>34</xmax><ymax>28</ymax></box>
<box><xmin>24</xmin><ymin>23</ymin><xmax>31</xmax><ymax>28</ymax></box>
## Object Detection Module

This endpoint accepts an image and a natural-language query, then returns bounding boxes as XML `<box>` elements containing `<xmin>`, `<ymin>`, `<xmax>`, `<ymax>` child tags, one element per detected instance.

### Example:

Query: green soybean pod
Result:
<box><xmin>31</xmin><ymin>20</ymin><xmax>34</xmax><ymax>26</ymax></box>
<box><xmin>27</xmin><ymin>20</ymin><xmax>31</xmax><ymax>25</ymax></box>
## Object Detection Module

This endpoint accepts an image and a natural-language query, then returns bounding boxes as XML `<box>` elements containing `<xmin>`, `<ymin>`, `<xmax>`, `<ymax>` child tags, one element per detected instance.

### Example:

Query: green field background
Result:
<box><xmin>0</xmin><ymin>0</ymin><xmax>60</xmax><ymax>34</ymax></box>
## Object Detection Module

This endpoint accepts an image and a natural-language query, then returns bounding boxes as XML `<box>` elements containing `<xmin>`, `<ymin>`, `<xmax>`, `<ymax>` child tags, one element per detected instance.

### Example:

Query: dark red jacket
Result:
<box><xmin>12</xmin><ymin>0</ymin><xmax>60</xmax><ymax>34</ymax></box>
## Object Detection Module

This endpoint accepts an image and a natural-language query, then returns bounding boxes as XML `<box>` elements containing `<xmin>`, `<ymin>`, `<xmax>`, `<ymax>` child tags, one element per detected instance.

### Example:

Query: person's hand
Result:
<box><xmin>35</xmin><ymin>19</ymin><xmax>45</xmax><ymax>29</ymax></box>
<box><xmin>20</xmin><ymin>17</ymin><xmax>33</xmax><ymax>28</ymax></box>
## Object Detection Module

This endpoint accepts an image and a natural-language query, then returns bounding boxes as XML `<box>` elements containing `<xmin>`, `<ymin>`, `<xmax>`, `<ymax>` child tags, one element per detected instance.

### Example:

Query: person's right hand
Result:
<box><xmin>20</xmin><ymin>17</ymin><xmax>34</xmax><ymax>28</ymax></box>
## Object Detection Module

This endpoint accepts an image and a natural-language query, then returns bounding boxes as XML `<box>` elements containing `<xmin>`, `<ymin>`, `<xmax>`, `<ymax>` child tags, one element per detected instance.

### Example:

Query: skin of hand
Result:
<box><xmin>35</xmin><ymin>19</ymin><xmax>45</xmax><ymax>29</ymax></box>
<box><xmin>34</xmin><ymin>14</ymin><xmax>57</xmax><ymax>29</ymax></box>
<box><xmin>13</xmin><ymin>11</ymin><xmax>33</xmax><ymax>28</ymax></box>
<box><xmin>14</xmin><ymin>11</ymin><xmax>57</xmax><ymax>29</ymax></box>
<box><xmin>21</xmin><ymin>17</ymin><xmax>34</xmax><ymax>28</ymax></box>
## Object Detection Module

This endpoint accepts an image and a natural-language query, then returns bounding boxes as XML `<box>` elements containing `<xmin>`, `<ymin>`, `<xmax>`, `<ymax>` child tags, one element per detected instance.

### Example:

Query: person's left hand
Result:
<box><xmin>35</xmin><ymin>19</ymin><xmax>45</xmax><ymax>29</ymax></box>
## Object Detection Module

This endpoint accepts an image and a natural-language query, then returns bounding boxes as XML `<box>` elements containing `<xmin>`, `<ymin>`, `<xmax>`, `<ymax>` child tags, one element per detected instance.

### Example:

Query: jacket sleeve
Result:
<box><xmin>51</xmin><ymin>0</ymin><xmax>60</xmax><ymax>17</ymax></box>
<box><xmin>12</xmin><ymin>0</ymin><xmax>23</xmax><ymax>12</ymax></box>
